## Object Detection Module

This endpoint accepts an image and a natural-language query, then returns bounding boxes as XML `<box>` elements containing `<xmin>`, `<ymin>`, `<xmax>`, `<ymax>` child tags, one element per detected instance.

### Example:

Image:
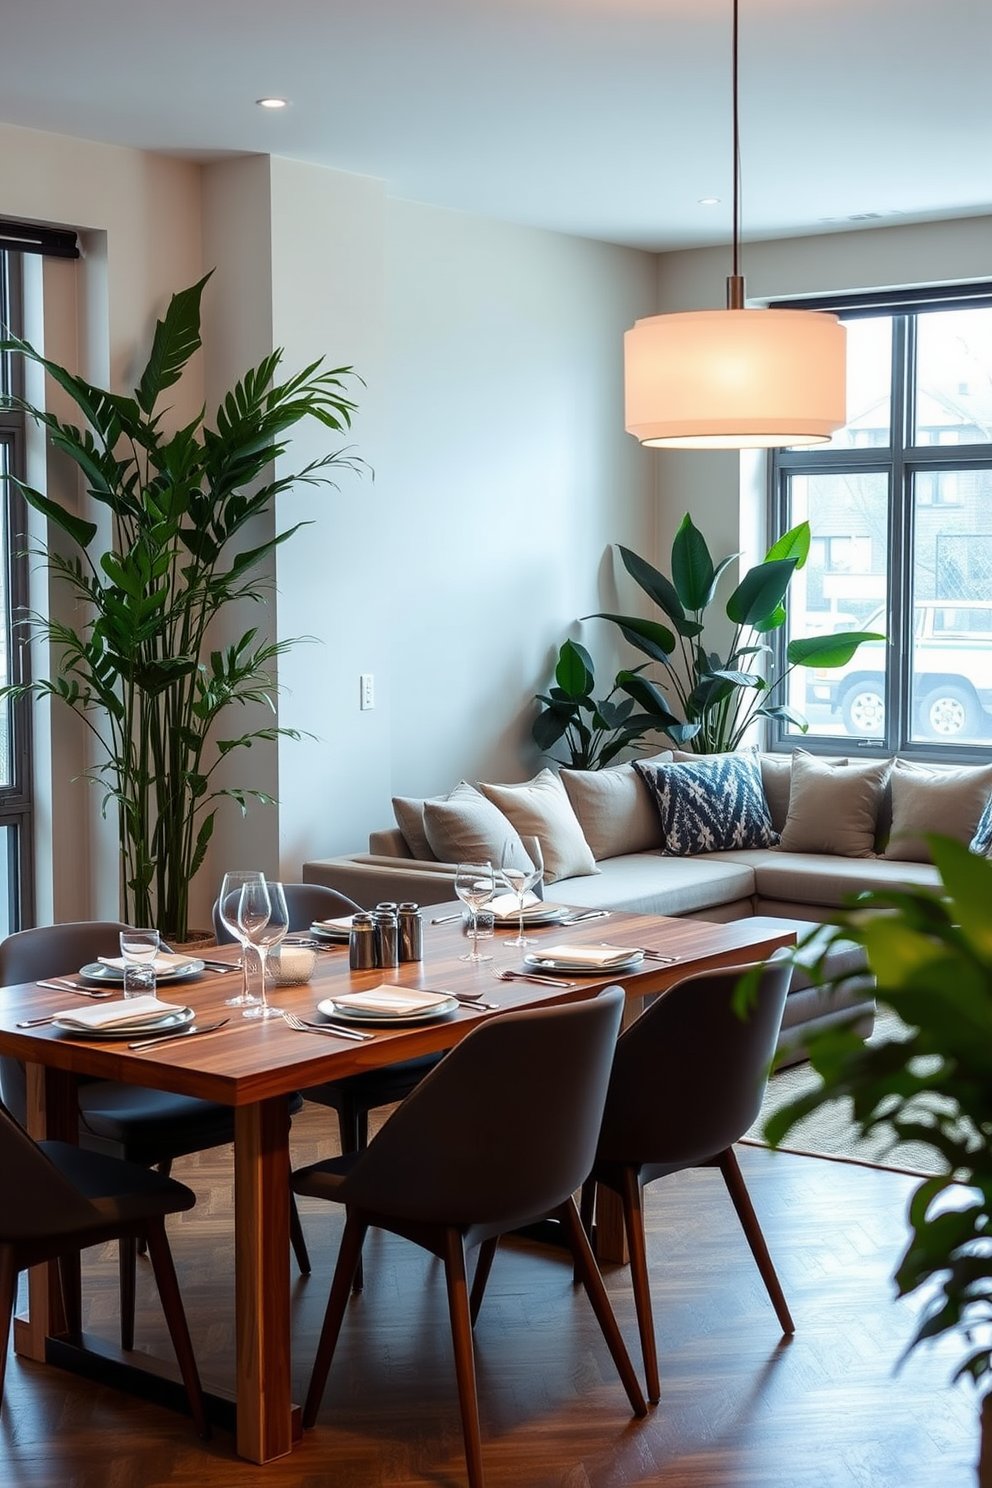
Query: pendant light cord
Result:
<box><xmin>727</xmin><ymin>0</ymin><xmax>745</xmax><ymax>309</ymax></box>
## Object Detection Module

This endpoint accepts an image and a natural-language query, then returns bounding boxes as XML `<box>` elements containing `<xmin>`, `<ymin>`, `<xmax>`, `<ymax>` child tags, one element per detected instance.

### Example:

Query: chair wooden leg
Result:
<box><xmin>118</xmin><ymin>1236</ymin><xmax>136</xmax><ymax>1350</ymax></box>
<box><xmin>619</xmin><ymin>1167</ymin><xmax>660</xmax><ymax>1404</ymax></box>
<box><xmin>336</xmin><ymin>1103</ymin><xmax>367</xmax><ymax>1291</ymax></box>
<box><xmin>303</xmin><ymin>1211</ymin><xmax>368</xmax><ymax>1429</ymax></box>
<box><xmin>718</xmin><ymin>1147</ymin><xmax>794</xmax><ymax>1335</ymax></box>
<box><xmin>558</xmin><ymin>1197</ymin><xmax>647</xmax><ymax>1418</ymax></box>
<box><xmin>0</xmin><ymin>1246</ymin><xmax>17</xmax><ymax>1413</ymax></box>
<box><xmin>469</xmin><ymin>1237</ymin><xmax>498</xmax><ymax>1327</ymax></box>
<box><xmin>441</xmin><ymin>1228</ymin><xmax>485</xmax><ymax>1488</ymax></box>
<box><xmin>57</xmin><ymin>1251</ymin><xmax>82</xmax><ymax>1345</ymax></box>
<box><xmin>143</xmin><ymin>1220</ymin><xmax>209</xmax><ymax>1439</ymax></box>
<box><xmin>579</xmin><ymin>1177</ymin><xmax>596</xmax><ymax>1239</ymax></box>
<box><xmin>289</xmin><ymin>1194</ymin><xmax>311</xmax><ymax>1275</ymax></box>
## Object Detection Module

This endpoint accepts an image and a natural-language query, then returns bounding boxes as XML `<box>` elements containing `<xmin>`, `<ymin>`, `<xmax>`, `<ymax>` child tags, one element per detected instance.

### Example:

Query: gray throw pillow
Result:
<box><xmin>392</xmin><ymin>795</ymin><xmax>440</xmax><ymax>860</ymax></box>
<box><xmin>883</xmin><ymin>759</ymin><xmax>992</xmax><ymax>862</ymax></box>
<box><xmin>560</xmin><ymin>751</ymin><xmax>672</xmax><ymax>861</ymax></box>
<box><xmin>778</xmin><ymin>750</ymin><xmax>890</xmax><ymax>858</ymax></box>
<box><xmin>422</xmin><ymin>783</ymin><xmax>529</xmax><ymax>869</ymax></box>
<box><xmin>633</xmin><ymin>753</ymin><xmax>778</xmax><ymax>856</ymax></box>
<box><xmin>478</xmin><ymin>768</ymin><xmax>599</xmax><ymax>883</ymax></box>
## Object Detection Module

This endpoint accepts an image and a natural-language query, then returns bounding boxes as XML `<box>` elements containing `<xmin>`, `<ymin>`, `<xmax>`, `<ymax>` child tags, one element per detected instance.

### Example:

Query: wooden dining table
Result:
<box><xmin>0</xmin><ymin>906</ymin><xmax>795</xmax><ymax>1463</ymax></box>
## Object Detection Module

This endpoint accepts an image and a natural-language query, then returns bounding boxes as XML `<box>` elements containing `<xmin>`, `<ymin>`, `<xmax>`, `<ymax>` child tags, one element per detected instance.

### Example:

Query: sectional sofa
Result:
<box><xmin>303</xmin><ymin>748</ymin><xmax>992</xmax><ymax>1062</ymax></box>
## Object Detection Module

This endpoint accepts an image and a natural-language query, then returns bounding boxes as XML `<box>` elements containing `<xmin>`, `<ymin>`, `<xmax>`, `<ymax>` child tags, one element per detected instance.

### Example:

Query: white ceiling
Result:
<box><xmin>2</xmin><ymin>0</ymin><xmax>990</xmax><ymax>252</ymax></box>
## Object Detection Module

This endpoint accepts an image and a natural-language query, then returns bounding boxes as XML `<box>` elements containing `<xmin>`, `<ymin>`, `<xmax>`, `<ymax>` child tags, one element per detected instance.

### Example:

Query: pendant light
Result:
<box><xmin>624</xmin><ymin>0</ymin><xmax>847</xmax><ymax>449</ymax></box>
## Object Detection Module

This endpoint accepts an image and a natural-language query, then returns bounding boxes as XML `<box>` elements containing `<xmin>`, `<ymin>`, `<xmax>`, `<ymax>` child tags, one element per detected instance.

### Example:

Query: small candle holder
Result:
<box><xmin>268</xmin><ymin>945</ymin><xmax>317</xmax><ymax>986</ymax></box>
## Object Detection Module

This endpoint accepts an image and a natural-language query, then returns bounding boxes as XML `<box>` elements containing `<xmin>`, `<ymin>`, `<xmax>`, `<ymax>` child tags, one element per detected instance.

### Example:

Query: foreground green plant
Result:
<box><xmin>590</xmin><ymin>514</ymin><xmax>882</xmax><ymax>753</ymax></box>
<box><xmin>0</xmin><ymin>274</ymin><xmax>362</xmax><ymax>938</ymax></box>
<box><xmin>531</xmin><ymin>639</ymin><xmax>655</xmax><ymax>768</ymax></box>
<box><xmin>750</xmin><ymin>838</ymin><xmax>992</xmax><ymax>1470</ymax></box>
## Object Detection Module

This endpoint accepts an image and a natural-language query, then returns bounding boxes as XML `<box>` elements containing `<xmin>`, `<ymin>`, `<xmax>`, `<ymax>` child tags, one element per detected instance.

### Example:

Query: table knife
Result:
<box><xmin>129</xmin><ymin>1018</ymin><xmax>230</xmax><ymax>1051</ymax></box>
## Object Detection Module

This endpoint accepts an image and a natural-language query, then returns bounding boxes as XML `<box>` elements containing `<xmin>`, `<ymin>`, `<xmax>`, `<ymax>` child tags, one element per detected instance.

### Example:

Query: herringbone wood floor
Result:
<box><xmin>1</xmin><ymin>1101</ymin><xmax>978</xmax><ymax>1488</ymax></box>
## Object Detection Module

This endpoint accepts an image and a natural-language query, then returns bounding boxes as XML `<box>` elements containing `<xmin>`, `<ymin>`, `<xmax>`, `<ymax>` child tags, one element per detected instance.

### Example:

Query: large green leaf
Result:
<box><xmin>786</xmin><ymin>630</ymin><xmax>886</xmax><ymax>666</ymax></box>
<box><xmin>765</xmin><ymin>520</ymin><xmax>811</xmax><ymax>568</ymax></box>
<box><xmin>616</xmin><ymin>545</ymin><xmax>686</xmax><ymax>626</ymax></box>
<box><xmin>135</xmin><ymin>274</ymin><xmax>211</xmax><ymax>416</ymax></box>
<box><xmin>616</xmin><ymin>671</ymin><xmax>682</xmax><ymax>726</ymax></box>
<box><xmin>17</xmin><ymin>481</ymin><xmax>98</xmax><ymax>549</ymax></box>
<box><xmin>726</xmin><ymin>557</ymin><xmax>798</xmax><ymax>626</ymax></box>
<box><xmin>671</xmin><ymin>514</ymin><xmax>715</xmax><ymax>611</ymax></box>
<box><xmin>554</xmin><ymin>639</ymin><xmax>594</xmax><ymax>697</ymax></box>
<box><xmin>587</xmin><ymin>613</ymin><xmax>677</xmax><ymax>665</ymax></box>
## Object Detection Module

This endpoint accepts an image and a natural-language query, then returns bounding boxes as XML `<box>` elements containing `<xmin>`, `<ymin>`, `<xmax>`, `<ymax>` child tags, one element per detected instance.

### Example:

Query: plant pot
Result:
<box><xmin>169</xmin><ymin>931</ymin><xmax>216</xmax><ymax>956</ymax></box>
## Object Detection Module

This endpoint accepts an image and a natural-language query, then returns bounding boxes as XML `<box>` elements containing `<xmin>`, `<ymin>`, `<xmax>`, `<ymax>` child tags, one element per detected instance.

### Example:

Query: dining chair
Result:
<box><xmin>580</xmin><ymin>960</ymin><xmax>795</xmax><ymax>1405</ymax></box>
<box><xmin>214</xmin><ymin>882</ymin><xmax>445</xmax><ymax>1158</ymax></box>
<box><xmin>0</xmin><ymin>1098</ymin><xmax>208</xmax><ymax>1436</ymax></box>
<box><xmin>0</xmin><ymin>920</ymin><xmax>310</xmax><ymax>1350</ymax></box>
<box><xmin>290</xmin><ymin>986</ymin><xmax>646</xmax><ymax>1488</ymax></box>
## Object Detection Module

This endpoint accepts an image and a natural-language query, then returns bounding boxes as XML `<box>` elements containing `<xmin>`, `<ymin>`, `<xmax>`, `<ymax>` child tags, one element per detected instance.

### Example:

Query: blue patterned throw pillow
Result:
<box><xmin>633</xmin><ymin>753</ymin><xmax>779</xmax><ymax>856</ymax></box>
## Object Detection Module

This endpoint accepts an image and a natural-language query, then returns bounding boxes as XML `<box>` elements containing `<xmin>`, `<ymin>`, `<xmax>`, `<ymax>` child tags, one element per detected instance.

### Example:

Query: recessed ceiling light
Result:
<box><xmin>698</xmin><ymin>197</ymin><xmax>721</xmax><ymax>206</ymax></box>
<box><xmin>256</xmin><ymin>97</ymin><xmax>289</xmax><ymax>110</ymax></box>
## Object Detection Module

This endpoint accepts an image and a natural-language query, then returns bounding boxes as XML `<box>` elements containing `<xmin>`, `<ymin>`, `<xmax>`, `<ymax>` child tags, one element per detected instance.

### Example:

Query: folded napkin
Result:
<box><xmin>312</xmin><ymin>916</ymin><xmax>354</xmax><ymax>933</ymax></box>
<box><xmin>533</xmin><ymin>943</ymin><xmax>642</xmax><ymax>968</ymax></box>
<box><xmin>488</xmin><ymin>891</ymin><xmax>542</xmax><ymax>919</ymax></box>
<box><xmin>53</xmin><ymin>995</ymin><xmax>188</xmax><ymax>1031</ymax></box>
<box><xmin>97</xmin><ymin>953</ymin><xmax>198</xmax><ymax>974</ymax></box>
<box><xmin>330</xmin><ymin>985</ymin><xmax>452</xmax><ymax>1015</ymax></box>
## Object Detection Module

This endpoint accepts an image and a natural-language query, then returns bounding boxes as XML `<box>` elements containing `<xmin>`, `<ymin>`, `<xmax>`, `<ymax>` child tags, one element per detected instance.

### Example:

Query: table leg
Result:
<box><xmin>234</xmin><ymin>1097</ymin><xmax>295</xmax><ymax>1463</ymax></box>
<box><xmin>14</xmin><ymin>1064</ymin><xmax>77</xmax><ymax>1359</ymax></box>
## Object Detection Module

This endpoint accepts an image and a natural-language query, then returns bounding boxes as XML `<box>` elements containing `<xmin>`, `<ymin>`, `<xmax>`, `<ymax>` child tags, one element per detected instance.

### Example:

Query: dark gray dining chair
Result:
<box><xmin>0</xmin><ymin>1098</ymin><xmax>208</xmax><ymax>1436</ymax></box>
<box><xmin>214</xmin><ymin>882</ymin><xmax>444</xmax><ymax>1159</ymax></box>
<box><xmin>0</xmin><ymin>920</ymin><xmax>310</xmax><ymax>1349</ymax></box>
<box><xmin>291</xmin><ymin>986</ymin><xmax>646</xmax><ymax>1488</ymax></box>
<box><xmin>580</xmin><ymin>960</ymin><xmax>795</xmax><ymax>1404</ymax></box>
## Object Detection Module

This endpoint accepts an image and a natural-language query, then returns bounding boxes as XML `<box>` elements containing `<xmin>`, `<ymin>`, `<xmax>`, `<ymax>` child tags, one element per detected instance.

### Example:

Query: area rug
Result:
<box><xmin>743</xmin><ymin>1009</ymin><xmax>943</xmax><ymax>1177</ymax></box>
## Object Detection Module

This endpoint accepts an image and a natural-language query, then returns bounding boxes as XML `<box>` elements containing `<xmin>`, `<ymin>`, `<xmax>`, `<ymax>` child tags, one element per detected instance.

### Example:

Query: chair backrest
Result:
<box><xmin>211</xmin><ymin>883</ymin><xmax>361</xmax><ymax>944</ymax></box>
<box><xmin>595</xmin><ymin>960</ymin><xmax>793</xmax><ymax>1168</ymax></box>
<box><xmin>0</xmin><ymin>921</ymin><xmax>131</xmax><ymax>1126</ymax></box>
<box><xmin>0</xmin><ymin>1101</ymin><xmax>101</xmax><ymax>1240</ymax></box>
<box><xmin>337</xmin><ymin>987</ymin><xmax>625</xmax><ymax>1230</ymax></box>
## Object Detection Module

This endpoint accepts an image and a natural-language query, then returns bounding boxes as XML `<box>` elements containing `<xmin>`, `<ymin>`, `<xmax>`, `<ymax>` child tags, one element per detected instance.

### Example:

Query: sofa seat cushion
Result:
<box><xmin>719</xmin><ymin>849</ymin><xmax>940</xmax><ymax>909</ymax></box>
<box><xmin>550</xmin><ymin>852</ymin><xmax>757</xmax><ymax>917</ymax></box>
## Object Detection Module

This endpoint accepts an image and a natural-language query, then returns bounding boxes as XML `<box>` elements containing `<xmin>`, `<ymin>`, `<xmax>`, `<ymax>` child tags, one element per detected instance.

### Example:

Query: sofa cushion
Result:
<box><xmin>392</xmin><ymin>795</ymin><xmax>440</xmax><ymax>861</ymax></box>
<box><xmin>634</xmin><ymin>753</ymin><xmax>778</xmax><ymax>856</ymax></box>
<box><xmin>724</xmin><ymin>849</ymin><xmax>941</xmax><ymax>908</ymax></box>
<box><xmin>550</xmin><ymin>851</ymin><xmax>757</xmax><ymax>916</ymax></box>
<box><xmin>478</xmin><ymin>768</ymin><xmax>598</xmax><ymax>884</ymax></box>
<box><xmin>422</xmin><ymin>782</ymin><xmax>530</xmax><ymax>870</ymax></box>
<box><xmin>560</xmin><ymin>751</ymin><xmax>672</xmax><ymax>861</ymax></box>
<box><xmin>881</xmin><ymin>759</ymin><xmax>992</xmax><ymax>862</ymax></box>
<box><xmin>777</xmin><ymin>750</ymin><xmax>890</xmax><ymax>858</ymax></box>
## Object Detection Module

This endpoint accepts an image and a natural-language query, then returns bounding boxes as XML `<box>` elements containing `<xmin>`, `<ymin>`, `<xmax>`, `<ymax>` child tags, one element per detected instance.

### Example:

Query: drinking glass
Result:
<box><xmin>219</xmin><ymin>869</ymin><xmax>265</xmax><ymax>1006</ymax></box>
<box><xmin>239</xmin><ymin>878</ymin><xmax>290</xmax><ymax>1020</ymax></box>
<box><xmin>454</xmin><ymin>861</ymin><xmax>496</xmax><ymax>962</ymax></box>
<box><xmin>501</xmin><ymin>836</ymin><xmax>545</xmax><ymax>947</ymax></box>
<box><xmin>120</xmin><ymin>927</ymin><xmax>160</xmax><ymax>998</ymax></box>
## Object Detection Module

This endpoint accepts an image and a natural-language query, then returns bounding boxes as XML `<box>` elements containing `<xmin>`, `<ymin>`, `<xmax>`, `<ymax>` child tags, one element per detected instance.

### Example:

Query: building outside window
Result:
<box><xmin>770</xmin><ymin>288</ymin><xmax>992</xmax><ymax>755</ymax></box>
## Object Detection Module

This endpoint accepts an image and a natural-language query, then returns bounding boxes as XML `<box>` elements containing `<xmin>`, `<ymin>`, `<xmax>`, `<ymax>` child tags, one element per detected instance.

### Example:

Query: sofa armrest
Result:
<box><xmin>302</xmin><ymin>854</ymin><xmax>457</xmax><ymax>911</ymax></box>
<box><xmin>368</xmin><ymin>827</ymin><xmax>414</xmax><ymax>858</ymax></box>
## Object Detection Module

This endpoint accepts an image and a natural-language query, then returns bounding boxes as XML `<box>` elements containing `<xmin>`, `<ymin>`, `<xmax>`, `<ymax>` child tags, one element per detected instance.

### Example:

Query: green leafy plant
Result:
<box><xmin>590</xmin><ymin>514</ymin><xmax>883</xmax><ymax>753</ymax></box>
<box><xmin>753</xmin><ymin>838</ymin><xmax>992</xmax><ymax>1473</ymax></box>
<box><xmin>0</xmin><ymin>274</ymin><xmax>362</xmax><ymax>939</ymax></box>
<box><xmin>531</xmin><ymin>638</ymin><xmax>656</xmax><ymax>769</ymax></box>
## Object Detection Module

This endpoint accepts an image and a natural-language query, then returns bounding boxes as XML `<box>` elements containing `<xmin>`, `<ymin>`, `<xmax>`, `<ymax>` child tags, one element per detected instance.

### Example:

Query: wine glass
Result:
<box><xmin>239</xmin><ymin>879</ymin><xmax>290</xmax><ymax>1020</ymax></box>
<box><xmin>454</xmin><ymin>861</ymin><xmax>496</xmax><ymax>962</ymax></box>
<box><xmin>501</xmin><ymin>836</ymin><xmax>545</xmax><ymax>947</ymax></box>
<box><xmin>219</xmin><ymin>869</ymin><xmax>265</xmax><ymax>1006</ymax></box>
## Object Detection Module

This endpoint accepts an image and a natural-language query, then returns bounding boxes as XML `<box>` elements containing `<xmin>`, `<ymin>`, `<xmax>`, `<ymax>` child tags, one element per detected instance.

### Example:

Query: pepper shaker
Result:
<box><xmin>397</xmin><ymin>902</ymin><xmax>423</xmax><ymax>962</ymax></box>
<box><xmin>349</xmin><ymin>911</ymin><xmax>376</xmax><ymax>970</ymax></box>
<box><xmin>372</xmin><ymin>908</ymin><xmax>399</xmax><ymax>968</ymax></box>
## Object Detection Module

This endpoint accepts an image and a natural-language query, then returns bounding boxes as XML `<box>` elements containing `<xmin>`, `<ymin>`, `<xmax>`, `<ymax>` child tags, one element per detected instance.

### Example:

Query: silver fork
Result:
<box><xmin>282</xmin><ymin>1012</ymin><xmax>374</xmax><ymax>1042</ymax></box>
<box><xmin>492</xmin><ymin>969</ymin><xmax>578</xmax><ymax>988</ymax></box>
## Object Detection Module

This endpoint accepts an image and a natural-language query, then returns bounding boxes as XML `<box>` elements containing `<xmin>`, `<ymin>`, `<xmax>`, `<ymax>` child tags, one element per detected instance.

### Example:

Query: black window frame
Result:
<box><xmin>769</xmin><ymin>281</ymin><xmax>992</xmax><ymax>763</ymax></box>
<box><xmin>0</xmin><ymin>248</ymin><xmax>35</xmax><ymax>930</ymax></box>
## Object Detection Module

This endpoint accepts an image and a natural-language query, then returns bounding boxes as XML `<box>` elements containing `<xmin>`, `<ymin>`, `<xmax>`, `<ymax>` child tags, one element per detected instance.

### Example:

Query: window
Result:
<box><xmin>770</xmin><ymin>286</ymin><xmax>992</xmax><ymax>756</ymax></box>
<box><xmin>0</xmin><ymin>250</ymin><xmax>34</xmax><ymax>932</ymax></box>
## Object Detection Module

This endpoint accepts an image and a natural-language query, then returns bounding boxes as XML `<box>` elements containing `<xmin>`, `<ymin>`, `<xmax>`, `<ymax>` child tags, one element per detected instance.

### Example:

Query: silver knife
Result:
<box><xmin>37</xmin><ymin>979</ymin><xmax>112</xmax><ymax>997</ymax></box>
<box><xmin>129</xmin><ymin>1018</ymin><xmax>230</xmax><ymax>1051</ymax></box>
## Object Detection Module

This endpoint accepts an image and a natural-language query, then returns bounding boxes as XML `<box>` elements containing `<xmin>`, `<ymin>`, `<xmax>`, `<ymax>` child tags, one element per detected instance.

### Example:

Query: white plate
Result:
<box><xmin>524</xmin><ymin>951</ymin><xmax>644</xmax><ymax>975</ymax></box>
<box><xmin>79</xmin><ymin>959</ymin><xmax>206</xmax><ymax>985</ymax></box>
<box><xmin>316</xmin><ymin>994</ymin><xmax>458</xmax><ymax>1025</ymax></box>
<box><xmin>489</xmin><ymin>901</ymin><xmax>571</xmax><ymax>927</ymax></box>
<box><xmin>53</xmin><ymin>1005</ymin><xmax>197</xmax><ymax>1040</ymax></box>
<box><xmin>310</xmin><ymin>918</ymin><xmax>352</xmax><ymax>941</ymax></box>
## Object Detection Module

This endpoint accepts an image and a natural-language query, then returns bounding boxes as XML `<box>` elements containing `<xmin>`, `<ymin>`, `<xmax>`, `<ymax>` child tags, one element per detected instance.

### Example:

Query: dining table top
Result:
<box><xmin>0</xmin><ymin>907</ymin><xmax>799</xmax><ymax>1107</ymax></box>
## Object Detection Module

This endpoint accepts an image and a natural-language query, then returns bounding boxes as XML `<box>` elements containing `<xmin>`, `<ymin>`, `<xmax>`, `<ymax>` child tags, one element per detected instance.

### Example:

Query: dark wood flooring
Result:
<box><xmin>1</xmin><ymin>1102</ymin><xmax>979</xmax><ymax>1487</ymax></box>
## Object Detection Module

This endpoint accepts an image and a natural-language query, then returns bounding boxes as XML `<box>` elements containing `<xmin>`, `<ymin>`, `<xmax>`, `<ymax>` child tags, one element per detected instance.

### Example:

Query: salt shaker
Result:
<box><xmin>398</xmin><ymin>902</ymin><xmax>423</xmax><ymax>962</ymax></box>
<box><xmin>349</xmin><ymin>911</ymin><xmax>376</xmax><ymax>970</ymax></box>
<box><xmin>372</xmin><ymin>908</ymin><xmax>399</xmax><ymax>968</ymax></box>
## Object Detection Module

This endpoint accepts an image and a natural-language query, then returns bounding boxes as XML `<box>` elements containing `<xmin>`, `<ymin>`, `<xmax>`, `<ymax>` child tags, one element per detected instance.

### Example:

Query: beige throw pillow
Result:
<box><xmin>560</xmin><ymin>751</ymin><xmax>672</xmax><ymax>861</ymax></box>
<box><xmin>478</xmin><ymin>768</ymin><xmax>599</xmax><ymax>883</ymax></box>
<box><xmin>778</xmin><ymin>750</ymin><xmax>890</xmax><ymax>858</ymax></box>
<box><xmin>882</xmin><ymin>760</ymin><xmax>992</xmax><ymax>862</ymax></box>
<box><xmin>392</xmin><ymin>795</ymin><xmax>440</xmax><ymax>860</ymax></box>
<box><xmin>422</xmin><ymin>782</ymin><xmax>530</xmax><ymax>869</ymax></box>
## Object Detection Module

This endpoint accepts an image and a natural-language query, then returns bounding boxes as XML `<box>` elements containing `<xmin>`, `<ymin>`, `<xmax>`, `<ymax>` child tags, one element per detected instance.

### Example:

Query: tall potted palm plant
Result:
<box><xmin>0</xmin><ymin>274</ymin><xmax>361</xmax><ymax>939</ymax></box>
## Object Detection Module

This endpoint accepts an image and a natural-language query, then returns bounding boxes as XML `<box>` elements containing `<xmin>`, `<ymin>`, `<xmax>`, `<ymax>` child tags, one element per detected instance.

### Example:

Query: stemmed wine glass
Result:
<box><xmin>219</xmin><ymin>869</ymin><xmax>265</xmax><ymax>1006</ymax></box>
<box><xmin>454</xmin><ymin>861</ymin><xmax>496</xmax><ymax>962</ymax></box>
<box><xmin>238</xmin><ymin>878</ymin><xmax>290</xmax><ymax>1020</ymax></box>
<box><xmin>501</xmin><ymin>836</ymin><xmax>545</xmax><ymax>947</ymax></box>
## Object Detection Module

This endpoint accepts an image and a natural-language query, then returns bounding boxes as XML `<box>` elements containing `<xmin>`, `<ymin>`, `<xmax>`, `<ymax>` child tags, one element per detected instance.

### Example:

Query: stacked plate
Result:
<box><xmin>310</xmin><ymin>917</ymin><xmax>354</xmax><ymax>942</ymax></box>
<box><xmin>317</xmin><ymin>986</ymin><xmax>457</xmax><ymax>1024</ymax></box>
<box><xmin>486</xmin><ymin>896</ymin><xmax>571</xmax><ymax>927</ymax></box>
<box><xmin>52</xmin><ymin>994</ymin><xmax>196</xmax><ymax>1040</ymax></box>
<box><xmin>80</xmin><ymin>953</ymin><xmax>206</xmax><ymax>985</ymax></box>
<box><xmin>524</xmin><ymin>943</ymin><xmax>645</xmax><ymax>975</ymax></box>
